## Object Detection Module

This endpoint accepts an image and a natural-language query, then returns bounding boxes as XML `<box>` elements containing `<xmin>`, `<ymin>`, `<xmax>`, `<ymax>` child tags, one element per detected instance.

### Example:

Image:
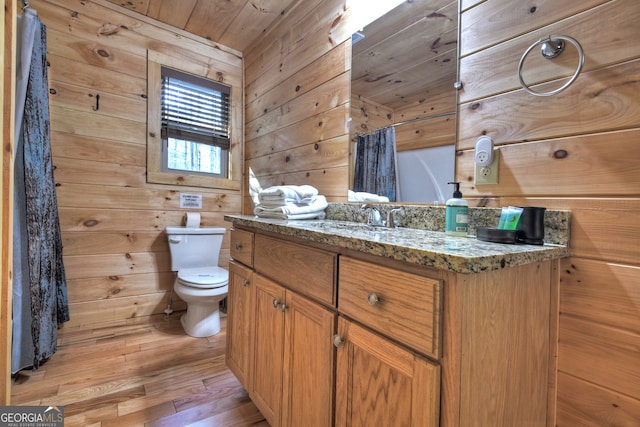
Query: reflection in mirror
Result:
<box><xmin>349</xmin><ymin>0</ymin><xmax>458</xmax><ymax>204</ymax></box>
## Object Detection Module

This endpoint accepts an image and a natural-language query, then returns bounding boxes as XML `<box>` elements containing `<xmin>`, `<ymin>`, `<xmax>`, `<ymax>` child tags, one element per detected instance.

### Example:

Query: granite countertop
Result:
<box><xmin>224</xmin><ymin>208</ymin><xmax>570</xmax><ymax>274</ymax></box>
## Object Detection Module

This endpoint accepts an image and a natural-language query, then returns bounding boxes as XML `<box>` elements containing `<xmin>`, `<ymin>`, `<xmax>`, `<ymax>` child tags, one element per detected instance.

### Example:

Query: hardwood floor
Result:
<box><xmin>11</xmin><ymin>312</ymin><xmax>269</xmax><ymax>427</ymax></box>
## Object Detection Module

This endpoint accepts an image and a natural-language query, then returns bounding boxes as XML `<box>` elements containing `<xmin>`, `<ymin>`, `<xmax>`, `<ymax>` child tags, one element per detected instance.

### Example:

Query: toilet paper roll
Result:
<box><xmin>184</xmin><ymin>212</ymin><xmax>201</xmax><ymax>228</ymax></box>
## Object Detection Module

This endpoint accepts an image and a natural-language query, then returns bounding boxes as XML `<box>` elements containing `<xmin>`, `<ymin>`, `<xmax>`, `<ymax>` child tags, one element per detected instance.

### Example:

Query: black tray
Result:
<box><xmin>476</xmin><ymin>227</ymin><xmax>518</xmax><ymax>244</ymax></box>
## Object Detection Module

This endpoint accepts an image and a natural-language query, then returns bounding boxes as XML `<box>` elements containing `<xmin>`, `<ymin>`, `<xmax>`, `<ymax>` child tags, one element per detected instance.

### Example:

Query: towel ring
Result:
<box><xmin>517</xmin><ymin>35</ymin><xmax>584</xmax><ymax>97</ymax></box>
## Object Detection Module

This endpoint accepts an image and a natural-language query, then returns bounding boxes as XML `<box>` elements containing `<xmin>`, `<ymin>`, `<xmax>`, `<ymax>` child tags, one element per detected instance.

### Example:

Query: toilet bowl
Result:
<box><xmin>165</xmin><ymin>226</ymin><xmax>229</xmax><ymax>337</ymax></box>
<box><xmin>173</xmin><ymin>266</ymin><xmax>228</xmax><ymax>337</ymax></box>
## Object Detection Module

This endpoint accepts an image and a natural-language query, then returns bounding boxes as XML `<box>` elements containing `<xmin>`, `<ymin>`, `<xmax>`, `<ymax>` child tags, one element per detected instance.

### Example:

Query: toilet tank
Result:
<box><xmin>165</xmin><ymin>226</ymin><xmax>226</xmax><ymax>271</ymax></box>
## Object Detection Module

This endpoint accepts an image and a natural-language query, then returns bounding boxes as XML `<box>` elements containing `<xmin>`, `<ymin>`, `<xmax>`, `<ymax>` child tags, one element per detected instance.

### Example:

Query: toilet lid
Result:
<box><xmin>177</xmin><ymin>267</ymin><xmax>228</xmax><ymax>289</ymax></box>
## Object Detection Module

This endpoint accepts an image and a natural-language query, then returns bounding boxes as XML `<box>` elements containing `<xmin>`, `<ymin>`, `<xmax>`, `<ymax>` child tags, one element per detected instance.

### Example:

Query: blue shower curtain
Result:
<box><xmin>12</xmin><ymin>11</ymin><xmax>70</xmax><ymax>373</ymax></box>
<box><xmin>353</xmin><ymin>126</ymin><xmax>397</xmax><ymax>202</ymax></box>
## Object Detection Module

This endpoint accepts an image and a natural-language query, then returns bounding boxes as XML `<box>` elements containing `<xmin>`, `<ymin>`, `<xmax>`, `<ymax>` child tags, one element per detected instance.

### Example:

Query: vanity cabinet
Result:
<box><xmin>227</xmin><ymin>228</ymin><xmax>337</xmax><ymax>427</ymax></box>
<box><xmin>227</xmin><ymin>224</ymin><xmax>559</xmax><ymax>427</ymax></box>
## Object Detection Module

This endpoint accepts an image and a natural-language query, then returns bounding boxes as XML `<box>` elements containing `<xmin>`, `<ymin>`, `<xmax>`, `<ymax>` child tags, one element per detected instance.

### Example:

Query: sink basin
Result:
<box><xmin>298</xmin><ymin>220</ymin><xmax>388</xmax><ymax>231</ymax></box>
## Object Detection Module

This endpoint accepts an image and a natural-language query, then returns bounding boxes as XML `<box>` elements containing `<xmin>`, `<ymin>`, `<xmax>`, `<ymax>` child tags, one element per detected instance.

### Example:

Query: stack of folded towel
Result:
<box><xmin>254</xmin><ymin>185</ymin><xmax>328</xmax><ymax>220</ymax></box>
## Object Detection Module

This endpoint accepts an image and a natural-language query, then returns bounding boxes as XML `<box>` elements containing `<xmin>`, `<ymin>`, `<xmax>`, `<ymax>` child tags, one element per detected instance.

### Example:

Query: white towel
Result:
<box><xmin>258</xmin><ymin>197</ymin><xmax>317</xmax><ymax>208</ymax></box>
<box><xmin>348</xmin><ymin>190</ymin><xmax>390</xmax><ymax>203</ymax></box>
<box><xmin>258</xmin><ymin>185</ymin><xmax>319</xmax><ymax>205</ymax></box>
<box><xmin>254</xmin><ymin>195</ymin><xmax>328</xmax><ymax>220</ymax></box>
<box><xmin>255</xmin><ymin>211</ymin><xmax>327</xmax><ymax>220</ymax></box>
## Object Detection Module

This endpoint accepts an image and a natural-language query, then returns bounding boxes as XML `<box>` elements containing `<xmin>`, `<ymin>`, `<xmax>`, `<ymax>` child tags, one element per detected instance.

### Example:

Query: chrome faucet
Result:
<box><xmin>360</xmin><ymin>204</ymin><xmax>384</xmax><ymax>226</ymax></box>
<box><xmin>386</xmin><ymin>208</ymin><xmax>404</xmax><ymax>228</ymax></box>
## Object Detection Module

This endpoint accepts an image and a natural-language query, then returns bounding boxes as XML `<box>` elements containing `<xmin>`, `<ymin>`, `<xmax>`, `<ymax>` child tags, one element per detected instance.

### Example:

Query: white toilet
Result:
<box><xmin>166</xmin><ymin>226</ymin><xmax>229</xmax><ymax>337</ymax></box>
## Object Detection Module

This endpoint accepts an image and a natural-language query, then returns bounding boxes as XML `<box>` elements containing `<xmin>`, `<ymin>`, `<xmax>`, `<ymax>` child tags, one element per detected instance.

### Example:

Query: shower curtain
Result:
<box><xmin>353</xmin><ymin>126</ymin><xmax>397</xmax><ymax>202</ymax></box>
<box><xmin>12</xmin><ymin>9</ymin><xmax>70</xmax><ymax>373</ymax></box>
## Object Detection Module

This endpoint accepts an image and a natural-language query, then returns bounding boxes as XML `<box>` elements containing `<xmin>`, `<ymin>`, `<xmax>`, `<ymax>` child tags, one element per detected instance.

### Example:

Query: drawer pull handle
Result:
<box><xmin>333</xmin><ymin>334</ymin><xmax>344</xmax><ymax>348</ymax></box>
<box><xmin>367</xmin><ymin>293</ymin><xmax>380</xmax><ymax>306</ymax></box>
<box><xmin>280</xmin><ymin>303</ymin><xmax>288</xmax><ymax>312</ymax></box>
<box><xmin>273</xmin><ymin>298</ymin><xmax>281</xmax><ymax>308</ymax></box>
<box><xmin>234</xmin><ymin>243</ymin><xmax>242</xmax><ymax>250</ymax></box>
<box><xmin>242</xmin><ymin>279</ymin><xmax>250</xmax><ymax>287</ymax></box>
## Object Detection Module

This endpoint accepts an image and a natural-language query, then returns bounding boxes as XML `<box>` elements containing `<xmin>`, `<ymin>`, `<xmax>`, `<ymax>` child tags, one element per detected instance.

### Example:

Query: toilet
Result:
<box><xmin>165</xmin><ymin>226</ymin><xmax>229</xmax><ymax>337</ymax></box>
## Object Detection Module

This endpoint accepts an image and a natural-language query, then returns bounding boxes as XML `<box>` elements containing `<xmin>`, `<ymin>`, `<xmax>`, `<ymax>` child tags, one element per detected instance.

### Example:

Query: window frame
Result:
<box><xmin>161</xmin><ymin>137</ymin><xmax>228</xmax><ymax>178</ymax></box>
<box><xmin>147</xmin><ymin>53</ymin><xmax>241</xmax><ymax>190</ymax></box>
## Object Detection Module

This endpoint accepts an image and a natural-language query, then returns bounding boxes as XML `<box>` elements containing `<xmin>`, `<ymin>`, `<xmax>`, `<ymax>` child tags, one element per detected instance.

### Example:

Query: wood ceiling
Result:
<box><xmin>104</xmin><ymin>0</ymin><xmax>459</xmax><ymax>111</ymax></box>
<box><xmin>104</xmin><ymin>0</ymin><xmax>299</xmax><ymax>52</ymax></box>
<box><xmin>351</xmin><ymin>0</ymin><xmax>458</xmax><ymax>113</ymax></box>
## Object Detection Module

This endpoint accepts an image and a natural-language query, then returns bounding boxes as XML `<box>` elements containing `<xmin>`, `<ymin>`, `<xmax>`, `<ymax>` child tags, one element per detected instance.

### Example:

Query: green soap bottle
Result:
<box><xmin>445</xmin><ymin>182</ymin><xmax>469</xmax><ymax>237</ymax></box>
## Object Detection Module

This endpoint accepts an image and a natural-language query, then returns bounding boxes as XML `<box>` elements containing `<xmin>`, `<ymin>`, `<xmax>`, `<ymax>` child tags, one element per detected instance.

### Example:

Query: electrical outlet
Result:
<box><xmin>474</xmin><ymin>136</ymin><xmax>494</xmax><ymax>166</ymax></box>
<box><xmin>475</xmin><ymin>150</ymin><xmax>499</xmax><ymax>185</ymax></box>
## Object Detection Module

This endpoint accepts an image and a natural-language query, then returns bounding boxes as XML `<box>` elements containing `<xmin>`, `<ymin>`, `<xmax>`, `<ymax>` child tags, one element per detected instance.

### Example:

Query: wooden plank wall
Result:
<box><xmin>7</xmin><ymin>0</ymin><xmax>634</xmax><ymax>419</ymax></box>
<box><xmin>29</xmin><ymin>0</ymin><xmax>243</xmax><ymax>327</ymax></box>
<box><xmin>348</xmin><ymin>0</ymin><xmax>458</xmax><ymax>157</ymax></box>
<box><xmin>382</xmin><ymin>52</ymin><xmax>457</xmax><ymax>154</ymax></box>
<box><xmin>243</xmin><ymin>0</ymin><xmax>352</xmax><ymax>213</ymax></box>
<box><xmin>350</xmin><ymin>92</ymin><xmax>457</xmax><ymax>154</ymax></box>
<box><xmin>244</xmin><ymin>0</ymin><xmax>458</xmax><ymax>212</ymax></box>
<box><xmin>456</xmin><ymin>0</ymin><xmax>640</xmax><ymax>425</ymax></box>
<box><xmin>247</xmin><ymin>0</ymin><xmax>640</xmax><ymax>424</ymax></box>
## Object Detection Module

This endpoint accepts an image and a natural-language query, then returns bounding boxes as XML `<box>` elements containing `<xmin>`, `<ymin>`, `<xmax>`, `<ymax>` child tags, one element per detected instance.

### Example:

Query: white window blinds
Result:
<box><xmin>161</xmin><ymin>67</ymin><xmax>231</xmax><ymax>150</ymax></box>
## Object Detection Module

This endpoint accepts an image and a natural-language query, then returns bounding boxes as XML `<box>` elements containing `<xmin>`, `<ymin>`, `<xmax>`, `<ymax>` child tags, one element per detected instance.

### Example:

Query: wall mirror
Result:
<box><xmin>349</xmin><ymin>0</ymin><xmax>459</xmax><ymax>204</ymax></box>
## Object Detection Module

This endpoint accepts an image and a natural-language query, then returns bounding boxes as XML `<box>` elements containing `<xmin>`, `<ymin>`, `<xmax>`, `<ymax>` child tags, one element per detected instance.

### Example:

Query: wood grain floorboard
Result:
<box><xmin>11</xmin><ymin>313</ymin><xmax>269</xmax><ymax>426</ymax></box>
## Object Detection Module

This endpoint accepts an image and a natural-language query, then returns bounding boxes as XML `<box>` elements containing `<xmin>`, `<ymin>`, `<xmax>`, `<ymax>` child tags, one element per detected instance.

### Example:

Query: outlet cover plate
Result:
<box><xmin>475</xmin><ymin>150</ymin><xmax>499</xmax><ymax>185</ymax></box>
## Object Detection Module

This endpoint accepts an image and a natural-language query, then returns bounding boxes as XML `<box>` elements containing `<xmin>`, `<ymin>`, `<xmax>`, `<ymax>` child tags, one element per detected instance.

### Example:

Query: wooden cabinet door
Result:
<box><xmin>226</xmin><ymin>261</ymin><xmax>253</xmax><ymax>388</ymax></box>
<box><xmin>282</xmin><ymin>291</ymin><xmax>336</xmax><ymax>427</ymax></box>
<box><xmin>335</xmin><ymin>317</ymin><xmax>441</xmax><ymax>427</ymax></box>
<box><xmin>250</xmin><ymin>274</ymin><xmax>286</xmax><ymax>427</ymax></box>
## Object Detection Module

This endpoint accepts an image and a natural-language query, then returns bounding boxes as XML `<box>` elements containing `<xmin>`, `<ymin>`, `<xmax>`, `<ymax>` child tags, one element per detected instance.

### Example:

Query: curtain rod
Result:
<box><xmin>355</xmin><ymin>111</ymin><xmax>456</xmax><ymax>137</ymax></box>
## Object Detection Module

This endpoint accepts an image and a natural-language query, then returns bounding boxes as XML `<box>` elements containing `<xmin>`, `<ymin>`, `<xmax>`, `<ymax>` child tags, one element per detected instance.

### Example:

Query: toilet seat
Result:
<box><xmin>177</xmin><ymin>267</ymin><xmax>228</xmax><ymax>289</ymax></box>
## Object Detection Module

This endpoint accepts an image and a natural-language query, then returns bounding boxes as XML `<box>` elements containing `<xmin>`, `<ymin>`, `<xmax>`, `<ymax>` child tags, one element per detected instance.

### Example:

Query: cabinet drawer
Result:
<box><xmin>230</xmin><ymin>229</ymin><xmax>254</xmax><ymax>267</ymax></box>
<box><xmin>338</xmin><ymin>257</ymin><xmax>442</xmax><ymax>359</ymax></box>
<box><xmin>254</xmin><ymin>234</ymin><xmax>336</xmax><ymax>306</ymax></box>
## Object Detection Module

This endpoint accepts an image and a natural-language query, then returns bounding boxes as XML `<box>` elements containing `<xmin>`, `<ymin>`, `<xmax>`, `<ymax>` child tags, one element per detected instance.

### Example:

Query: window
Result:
<box><xmin>161</xmin><ymin>66</ymin><xmax>230</xmax><ymax>178</ymax></box>
<box><xmin>147</xmin><ymin>51</ymin><xmax>240</xmax><ymax>190</ymax></box>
